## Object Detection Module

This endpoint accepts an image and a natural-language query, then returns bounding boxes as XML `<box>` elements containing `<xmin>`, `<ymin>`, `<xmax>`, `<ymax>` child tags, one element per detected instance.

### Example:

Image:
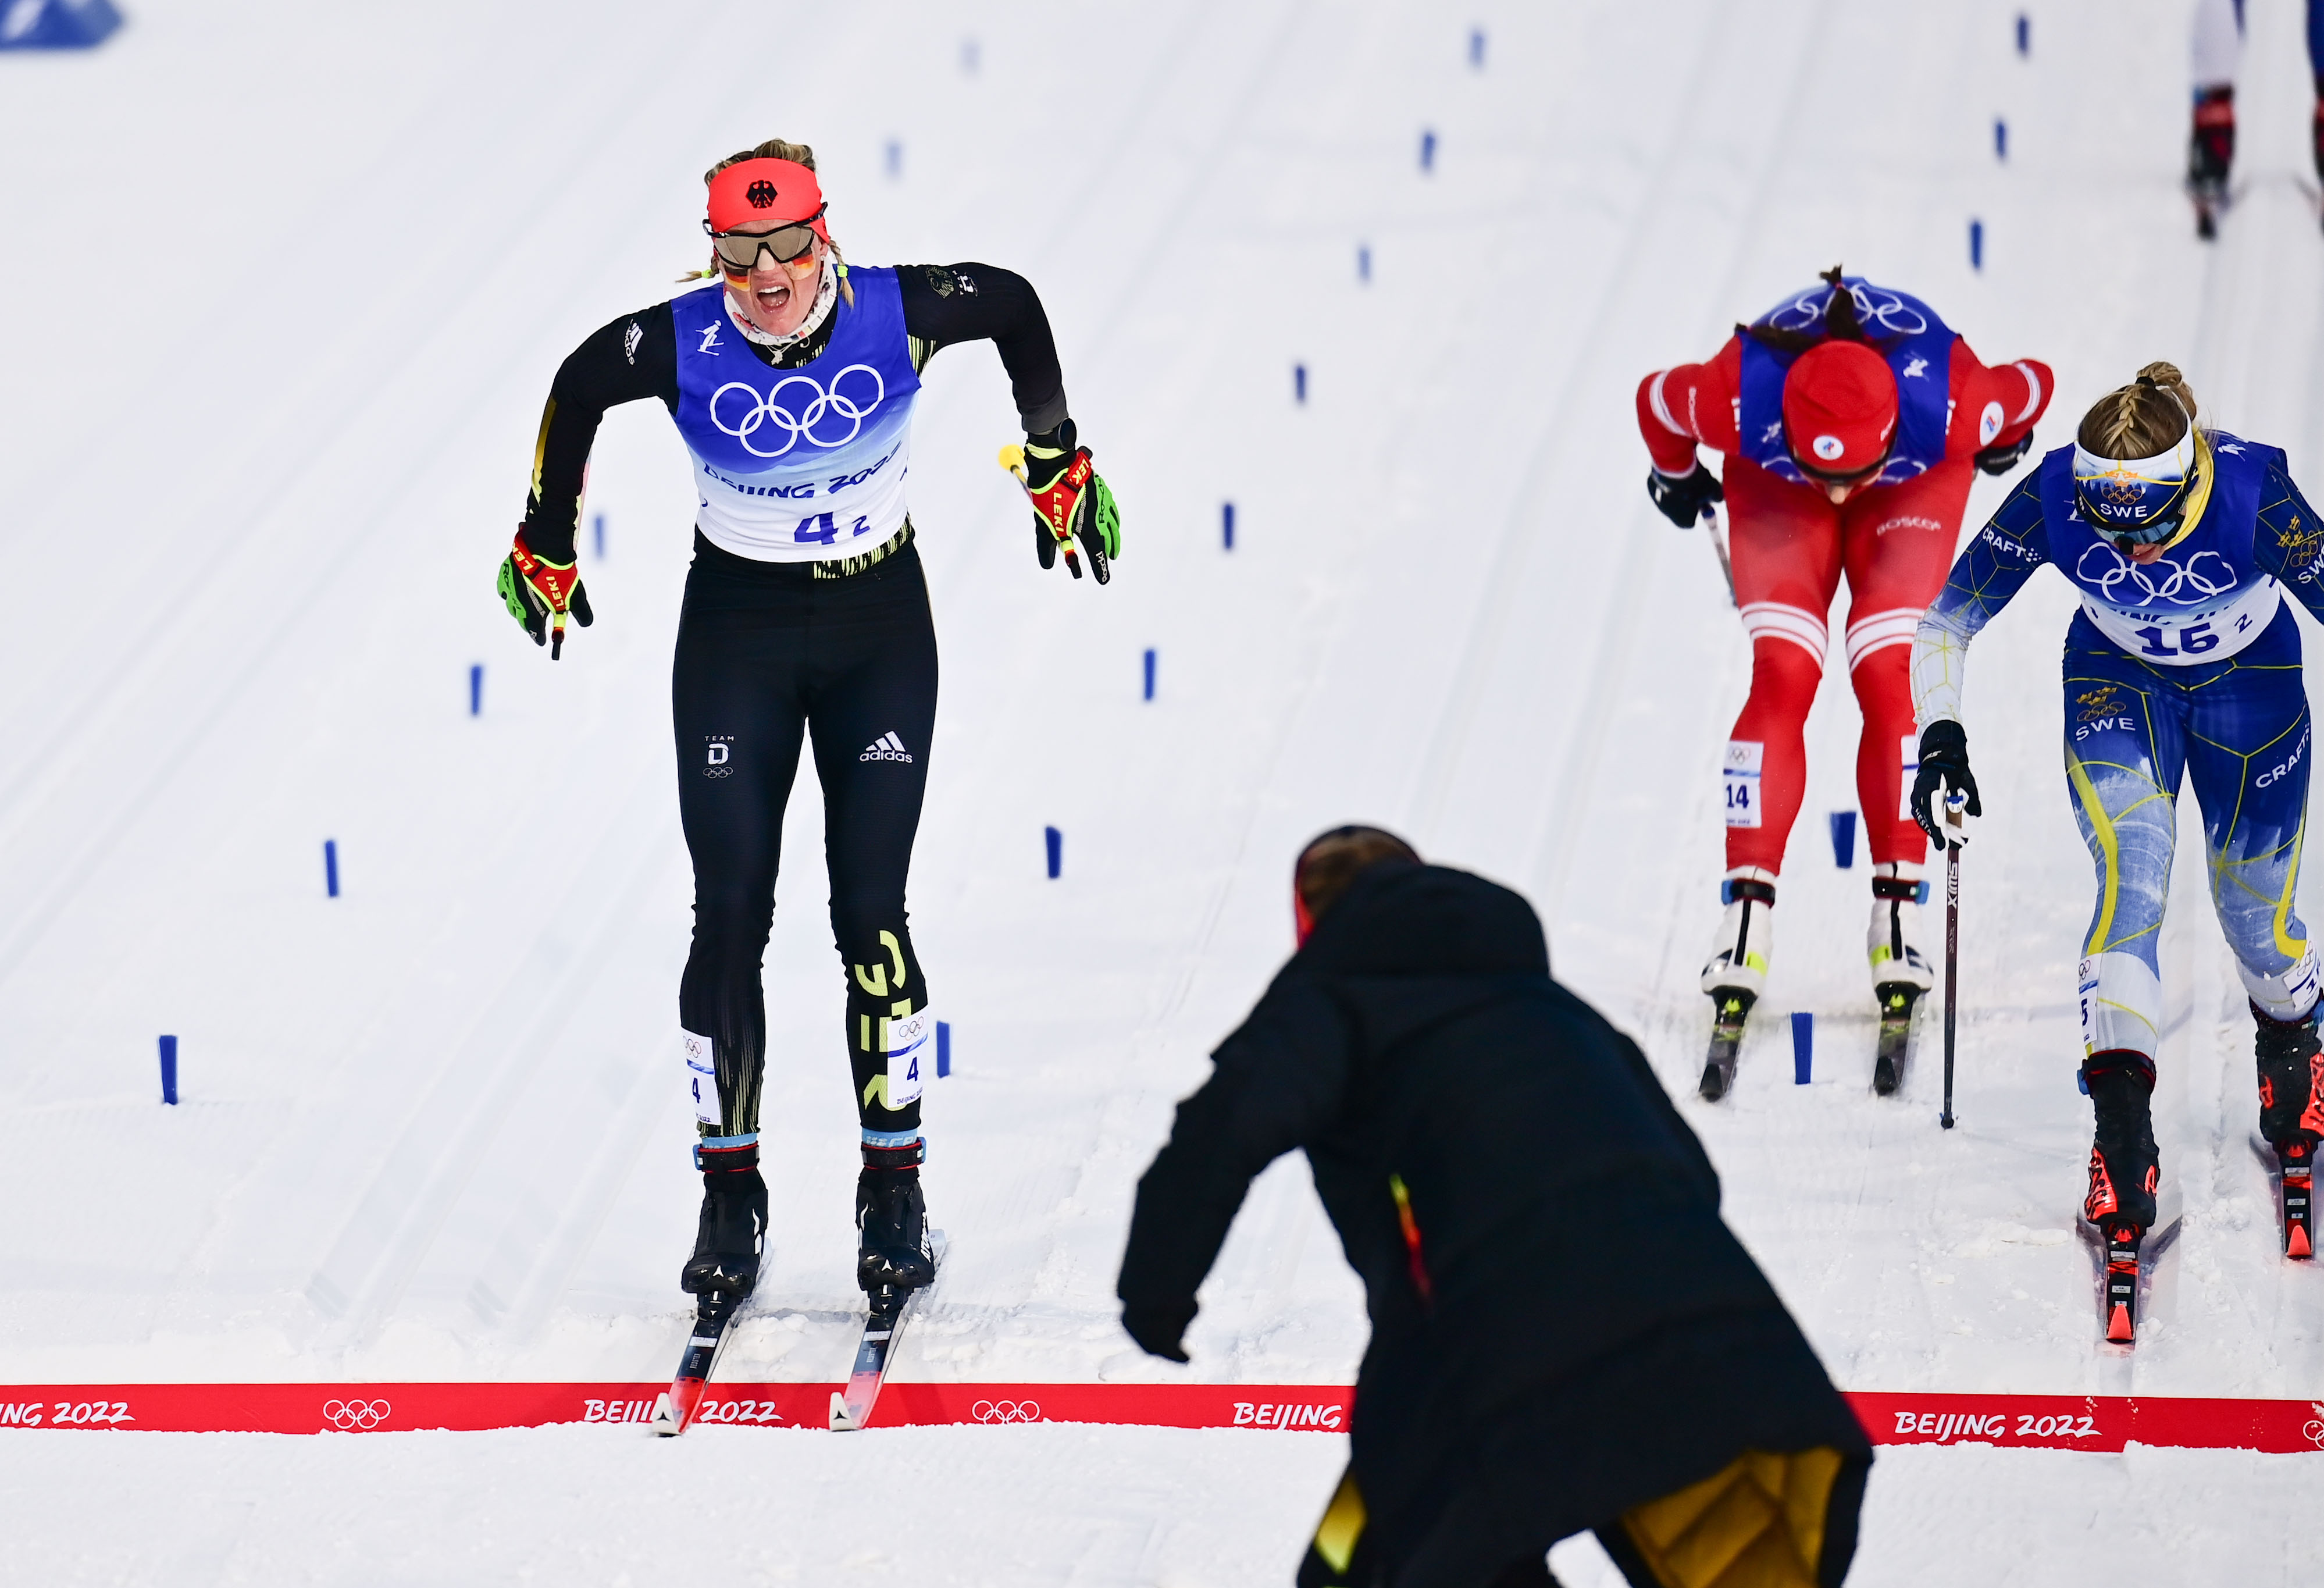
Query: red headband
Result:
<box><xmin>706</xmin><ymin>158</ymin><xmax>830</xmax><ymax>241</ymax></box>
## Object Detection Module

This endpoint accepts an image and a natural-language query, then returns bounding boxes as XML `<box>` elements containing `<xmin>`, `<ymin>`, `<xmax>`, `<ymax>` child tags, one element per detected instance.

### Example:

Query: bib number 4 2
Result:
<box><xmin>793</xmin><ymin>512</ymin><xmax>871</xmax><ymax>546</ymax></box>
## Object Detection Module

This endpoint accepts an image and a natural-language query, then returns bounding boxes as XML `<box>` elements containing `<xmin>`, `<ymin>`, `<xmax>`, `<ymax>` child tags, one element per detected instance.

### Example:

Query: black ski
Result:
<box><xmin>1701</xmin><ymin>989</ymin><xmax>1756</xmax><ymax>1101</ymax></box>
<box><xmin>651</xmin><ymin>1292</ymin><xmax>746</xmax><ymax>1436</ymax></box>
<box><xmin>1872</xmin><ymin>984</ymin><xmax>1919</xmax><ymax>1096</ymax></box>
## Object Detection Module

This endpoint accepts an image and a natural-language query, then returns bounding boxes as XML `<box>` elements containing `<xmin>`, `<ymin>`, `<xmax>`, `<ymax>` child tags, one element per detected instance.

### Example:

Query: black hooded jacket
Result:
<box><xmin>1117</xmin><ymin>863</ymin><xmax>1868</xmax><ymax>1579</ymax></box>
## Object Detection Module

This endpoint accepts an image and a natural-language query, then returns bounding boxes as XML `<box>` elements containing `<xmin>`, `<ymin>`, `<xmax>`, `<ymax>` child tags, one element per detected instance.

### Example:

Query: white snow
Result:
<box><xmin>5</xmin><ymin>0</ymin><xmax>2324</xmax><ymax>1580</ymax></box>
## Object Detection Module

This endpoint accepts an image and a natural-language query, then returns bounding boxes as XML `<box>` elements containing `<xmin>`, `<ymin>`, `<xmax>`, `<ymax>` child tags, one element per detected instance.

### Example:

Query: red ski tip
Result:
<box><xmin>2106</xmin><ymin>1303</ymin><xmax>2134</xmax><ymax>1344</ymax></box>
<box><xmin>2290</xmin><ymin>1224</ymin><xmax>2312</xmax><ymax>1259</ymax></box>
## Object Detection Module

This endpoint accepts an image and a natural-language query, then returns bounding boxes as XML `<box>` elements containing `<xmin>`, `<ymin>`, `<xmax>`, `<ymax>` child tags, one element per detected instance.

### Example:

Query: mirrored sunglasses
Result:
<box><xmin>704</xmin><ymin>209</ymin><xmax>824</xmax><ymax>273</ymax></box>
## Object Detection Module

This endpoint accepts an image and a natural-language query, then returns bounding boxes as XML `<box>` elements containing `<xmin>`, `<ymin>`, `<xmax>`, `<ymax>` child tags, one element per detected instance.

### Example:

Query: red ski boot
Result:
<box><xmin>2254</xmin><ymin>1002</ymin><xmax>2324</xmax><ymax>1259</ymax></box>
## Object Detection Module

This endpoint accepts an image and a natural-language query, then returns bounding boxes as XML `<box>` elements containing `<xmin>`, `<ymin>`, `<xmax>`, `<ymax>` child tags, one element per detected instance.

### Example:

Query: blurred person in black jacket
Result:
<box><xmin>1117</xmin><ymin>827</ymin><xmax>1871</xmax><ymax>1588</ymax></box>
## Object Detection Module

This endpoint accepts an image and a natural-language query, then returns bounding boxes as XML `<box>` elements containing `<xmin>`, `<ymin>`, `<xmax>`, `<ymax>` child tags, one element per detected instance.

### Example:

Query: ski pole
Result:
<box><xmin>1702</xmin><ymin>503</ymin><xmax>1737</xmax><ymax>608</ymax></box>
<box><xmin>997</xmin><ymin>444</ymin><xmax>1081</xmax><ymax>578</ymax></box>
<box><xmin>1940</xmin><ymin>799</ymin><xmax>1963</xmax><ymax>1130</ymax></box>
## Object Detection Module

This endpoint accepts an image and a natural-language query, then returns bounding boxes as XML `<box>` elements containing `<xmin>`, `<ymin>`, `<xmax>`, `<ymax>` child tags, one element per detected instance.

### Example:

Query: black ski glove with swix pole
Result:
<box><xmin>1007</xmin><ymin>419</ymin><xmax>1121</xmax><ymax>583</ymax></box>
<box><xmin>1910</xmin><ymin>720</ymin><xmax>1982</xmax><ymax>849</ymax></box>
<box><xmin>1646</xmin><ymin>462</ymin><xmax>1723</xmax><ymax>528</ymax></box>
<box><xmin>497</xmin><ymin>526</ymin><xmax>595</xmax><ymax>658</ymax></box>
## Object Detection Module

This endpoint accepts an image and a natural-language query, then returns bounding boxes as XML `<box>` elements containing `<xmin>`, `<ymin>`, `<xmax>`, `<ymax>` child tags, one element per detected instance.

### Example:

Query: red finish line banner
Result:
<box><xmin>0</xmin><ymin>1383</ymin><xmax>1352</xmax><ymax>1436</ymax></box>
<box><xmin>2</xmin><ymin>1384</ymin><xmax>2319</xmax><ymax>1451</ymax></box>
<box><xmin>1845</xmin><ymin>1392</ymin><xmax>2324</xmax><ymax>1455</ymax></box>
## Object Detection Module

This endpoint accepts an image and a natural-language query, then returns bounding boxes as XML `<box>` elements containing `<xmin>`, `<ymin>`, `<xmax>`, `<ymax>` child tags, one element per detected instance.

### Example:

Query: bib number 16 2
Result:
<box><xmin>2133</xmin><ymin>621</ymin><xmax>2216</xmax><ymax>659</ymax></box>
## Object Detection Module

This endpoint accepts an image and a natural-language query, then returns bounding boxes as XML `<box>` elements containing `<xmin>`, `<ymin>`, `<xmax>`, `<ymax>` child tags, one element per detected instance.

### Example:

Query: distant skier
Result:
<box><xmin>500</xmin><ymin>139</ymin><xmax>1120</xmax><ymax>1314</ymax></box>
<box><xmin>2186</xmin><ymin>0</ymin><xmax>2324</xmax><ymax>237</ymax></box>
<box><xmin>1908</xmin><ymin>363</ymin><xmax>2324</xmax><ymax>1343</ymax></box>
<box><xmin>1637</xmin><ymin>268</ymin><xmax>2052</xmax><ymax>1098</ymax></box>
<box><xmin>1118</xmin><ymin>827</ymin><xmax>1872</xmax><ymax>1588</ymax></box>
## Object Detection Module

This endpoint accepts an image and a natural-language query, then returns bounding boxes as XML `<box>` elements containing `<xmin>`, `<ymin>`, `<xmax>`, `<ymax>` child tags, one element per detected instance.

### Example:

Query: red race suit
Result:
<box><xmin>1638</xmin><ymin>315</ymin><xmax>2050</xmax><ymax>875</ymax></box>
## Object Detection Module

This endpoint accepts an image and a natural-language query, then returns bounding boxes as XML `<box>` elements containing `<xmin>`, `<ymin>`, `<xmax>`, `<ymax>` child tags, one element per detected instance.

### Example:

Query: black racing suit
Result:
<box><xmin>522</xmin><ymin>264</ymin><xmax>1068</xmax><ymax>1165</ymax></box>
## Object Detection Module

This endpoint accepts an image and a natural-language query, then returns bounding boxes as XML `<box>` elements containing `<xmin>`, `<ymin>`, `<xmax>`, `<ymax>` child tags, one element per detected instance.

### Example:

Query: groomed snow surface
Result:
<box><xmin>5</xmin><ymin>0</ymin><xmax>2324</xmax><ymax>1582</ymax></box>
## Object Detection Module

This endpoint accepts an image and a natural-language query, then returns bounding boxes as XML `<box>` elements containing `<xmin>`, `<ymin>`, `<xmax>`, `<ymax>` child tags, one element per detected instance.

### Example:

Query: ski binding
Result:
<box><xmin>1872</xmin><ymin>984</ymin><xmax>1920</xmax><ymax>1096</ymax></box>
<box><xmin>830</xmin><ymin>1231</ymin><xmax>945</xmax><ymax>1432</ymax></box>
<box><xmin>1701</xmin><ymin>989</ymin><xmax>1755</xmax><ymax>1101</ymax></box>
<box><xmin>652</xmin><ymin>1291</ymin><xmax>747</xmax><ymax>1436</ymax></box>
<box><xmin>2079</xmin><ymin>1212</ymin><xmax>2182</xmax><ymax>1348</ymax></box>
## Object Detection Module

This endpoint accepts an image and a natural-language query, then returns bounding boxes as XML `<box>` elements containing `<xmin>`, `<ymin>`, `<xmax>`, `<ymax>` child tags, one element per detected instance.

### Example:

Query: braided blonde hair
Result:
<box><xmin>696</xmin><ymin>138</ymin><xmax>853</xmax><ymax>306</ymax></box>
<box><xmin>2076</xmin><ymin>361</ymin><xmax>2197</xmax><ymax>459</ymax></box>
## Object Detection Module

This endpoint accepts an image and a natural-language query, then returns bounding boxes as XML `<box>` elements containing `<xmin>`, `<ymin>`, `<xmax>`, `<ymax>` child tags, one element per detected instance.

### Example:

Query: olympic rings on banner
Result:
<box><xmin>710</xmin><ymin>365</ymin><xmax>886</xmax><ymax>458</ymax></box>
<box><xmin>2075</xmin><ymin>543</ymin><xmax>2238</xmax><ymax>607</ymax></box>
<box><xmin>970</xmin><ymin>1400</ymin><xmax>1043</xmax><ymax>1424</ymax></box>
<box><xmin>1762</xmin><ymin>283</ymin><xmax>1929</xmax><ymax>339</ymax></box>
<box><xmin>322</xmin><ymin>1398</ymin><xmax>393</xmax><ymax>1431</ymax></box>
<box><xmin>2304</xmin><ymin>1404</ymin><xmax>2324</xmax><ymax>1450</ymax></box>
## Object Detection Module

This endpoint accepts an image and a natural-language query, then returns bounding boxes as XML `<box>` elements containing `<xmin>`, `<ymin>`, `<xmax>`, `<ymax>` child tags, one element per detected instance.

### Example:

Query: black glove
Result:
<box><xmin>1974</xmin><ymin>433</ymin><xmax>2035</xmax><ymax>477</ymax></box>
<box><xmin>1121</xmin><ymin>1301</ymin><xmax>1195</xmax><ymax>1363</ymax></box>
<box><xmin>1646</xmin><ymin>463</ymin><xmax>1723</xmax><ymax>528</ymax></box>
<box><xmin>1912</xmin><ymin>720</ymin><xmax>1982</xmax><ymax>849</ymax></box>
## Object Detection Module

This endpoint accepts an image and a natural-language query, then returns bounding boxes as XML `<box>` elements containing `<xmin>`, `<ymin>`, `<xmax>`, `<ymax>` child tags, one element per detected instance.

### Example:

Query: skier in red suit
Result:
<box><xmin>1635</xmin><ymin>268</ymin><xmax>2051</xmax><ymax>1098</ymax></box>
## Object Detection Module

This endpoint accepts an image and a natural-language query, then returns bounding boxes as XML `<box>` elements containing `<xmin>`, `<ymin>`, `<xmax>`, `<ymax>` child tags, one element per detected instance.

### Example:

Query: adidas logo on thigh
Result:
<box><xmin>860</xmin><ymin>732</ymin><xmax>914</xmax><ymax>763</ymax></box>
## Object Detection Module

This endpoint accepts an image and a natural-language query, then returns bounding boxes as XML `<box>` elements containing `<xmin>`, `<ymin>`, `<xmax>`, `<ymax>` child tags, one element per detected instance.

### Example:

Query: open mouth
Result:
<box><xmin>754</xmin><ymin>283</ymin><xmax>792</xmax><ymax>315</ymax></box>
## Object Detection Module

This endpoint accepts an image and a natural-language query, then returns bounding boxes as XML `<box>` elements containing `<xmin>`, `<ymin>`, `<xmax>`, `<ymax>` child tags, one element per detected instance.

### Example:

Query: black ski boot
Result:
<box><xmin>857</xmin><ymin>1140</ymin><xmax>935</xmax><ymax>1295</ymax></box>
<box><xmin>2081</xmin><ymin>1053</ymin><xmax>2157</xmax><ymax>1342</ymax></box>
<box><xmin>2255</xmin><ymin>1002</ymin><xmax>2324</xmax><ymax>1259</ymax></box>
<box><xmin>680</xmin><ymin>1167</ymin><xmax>767</xmax><ymax>1298</ymax></box>
<box><xmin>2188</xmin><ymin>85</ymin><xmax>2234</xmax><ymax>239</ymax></box>
<box><xmin>2081</xmin><ymin>1053</ymin><xmax>2159</xmax><ymax>1232</ymax></box>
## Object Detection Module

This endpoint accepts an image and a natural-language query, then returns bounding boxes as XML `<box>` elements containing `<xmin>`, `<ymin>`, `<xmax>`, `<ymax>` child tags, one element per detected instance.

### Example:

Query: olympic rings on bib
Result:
<box><xmin>710</xmin><ymin>364</ymin><xmax>887</xmax><ymax>458</ymax></box>
<box><xmin>1763</xmin><ymin>283</ymin><xmax>1929</xmax><ymax>340</ymax></box>
<box><xmin>321</xmin><ymin>1398</ymin><xmax>393</xmax><ymax>1430</ymax></box>
<box><xmin>2075</xmin><ymin>543</ymin><xmax>2237</xmax><ymax>607</ymax></box>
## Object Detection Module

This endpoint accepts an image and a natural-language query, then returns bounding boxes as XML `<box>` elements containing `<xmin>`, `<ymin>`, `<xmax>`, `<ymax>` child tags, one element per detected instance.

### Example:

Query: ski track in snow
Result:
<box><xmin>6</xmin><ymin>0</ymin><xmax>2324</xmax><ymax>1580</ymax></box>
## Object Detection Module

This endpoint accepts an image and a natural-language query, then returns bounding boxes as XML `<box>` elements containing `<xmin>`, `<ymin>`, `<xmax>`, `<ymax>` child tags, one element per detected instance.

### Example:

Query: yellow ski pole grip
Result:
<box><xmin>997</xmin><ymin>443</ymin><xmax>1029</xmax><ymax>486</ymax></box>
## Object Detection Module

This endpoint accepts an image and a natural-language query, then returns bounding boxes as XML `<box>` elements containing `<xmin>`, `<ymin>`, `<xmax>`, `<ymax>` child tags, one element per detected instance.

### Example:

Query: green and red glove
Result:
<box><xmin>497</xmin><ymin>526</ymin><xmax>594</xmax><ymax>658</ymax></box>
<box><xmin>1003</xmin><ymin>421</ymin><xmax>1121</xmax><ymax>584</ymax></box>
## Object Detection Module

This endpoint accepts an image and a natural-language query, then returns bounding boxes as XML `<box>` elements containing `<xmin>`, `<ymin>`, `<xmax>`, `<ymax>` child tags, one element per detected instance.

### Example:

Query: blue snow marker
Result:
<box><xmin>0</xmin><ymin>0</ymin><xmax>122</xmax><ymax>49</ymax></box>
<box><xmin>2015</xmin><ymin>13</ymin><xmax>2029</xmax><ymax>55</ymax></box>
<box><xmin>885</xmin><ymin>140</ymin><xmax>903</xmax><ymax>178</ymax></box>
<box><xmin>1222</xmin><ymin>502</ymin><xmax>1236</xmax><ymax>550</ymax></box>
<box><xmin>1830</xmin><ymin>811</ymin><xmax>1857</xmax><ymax>869</ymax></box>
<box><xmin>158</xmin><ymin>1035</ymin><xmax>177</xmax><ymax>1106</ymax></box>
<box><xmin>1294</xmin><ymin>364</ymin><xmax>1308</xmax><ymax>404</ymax></box>
<box><xmin>1969</xmin><ymin>219</ymin><xmax>1984</xmax><ymax>270</ymax></box>
<box><xmin>592</xmin><ymin>513</ymin><xmax>606</xmax><ymax>559</ymax></box>
<box><xmin>937</xmin><ymin>1021</ymin><xmax>951</xmax><ymax>1078</ymax></box>
<box><xmin>325</xmin><ymin>839</ymin><xmax>340</xmax><ymax>899</ymax></box>
<box><xmin>1357</xmin><ymin>245</ymin><xmax>1371</xmax><ymax>283</ymax></box>
<box><xmin>960</xmin><ymin>37</ymin><xmax>978</xmax><ymax>73</ymax></box>
<box><xmin>1420</xmin><ymin>130</ymin><xmax>1437</xmax><ymax>172</ymax></box>
<box><xmin>1143</xmin><ymin>648</ymin><xmax>1156</xmax><ymax>702</ymax></box>
<box><xmin>1791</xmin><ymin>1012</ymin><xmax>1813</xmax><ymax>1084</ymax></box>
<box><xmin>1994</xmin><ymin>119</ymin><xmax>2008</xmax><ymax>161</ymax></box>
<box><xmin>1045</xmin><ymin>826</ymin><xmax>1061</xmax><ymax>880</ymax></box>
<box><xmin>469</xmin><ymin>664</ymin><xmax>483</xmax><ymax>717</ymax></box>
<box><xmin>1468</xmin><ymin>27</ymin><xmax>1485</xmax><ymax>68</ymax></box>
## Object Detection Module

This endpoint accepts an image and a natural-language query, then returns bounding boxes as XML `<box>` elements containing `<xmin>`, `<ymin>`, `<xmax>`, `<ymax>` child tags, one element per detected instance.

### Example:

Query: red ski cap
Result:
<box><xmin>1781</xmin><ymin>340</ymin><xmax>1898</xmax><ymax>476</ymax></box>
<box><xmin>706</xmin><ymin>158</ymin><xmax>829</xmax><ymax>240</ymax></box>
